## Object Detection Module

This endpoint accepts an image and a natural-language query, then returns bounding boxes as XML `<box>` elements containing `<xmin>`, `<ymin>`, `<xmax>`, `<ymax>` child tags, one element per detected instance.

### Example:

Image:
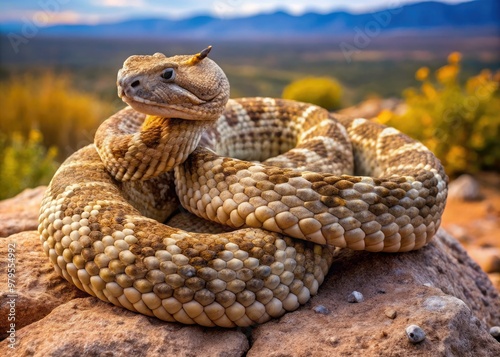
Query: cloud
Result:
<box><xmin>211</xmin><ymin>0</ymin><xmax>471</xmax><ymax>17</ymax></box>
<box><xmin>99</xmin><ymin>0</ymin><xmax>144</xmax><ymax>8</ymax></box>
<box><xmin>0</xmin><ymin>9</ymin><xmax>101</xmax><ymax>25</ymax></box>
<box><xmin>0</xmin><ymin>0</ymin><xmax>472</xmax><ymax>25</ymax></box>
<box><xmin>46</xmin><ymin>11</ymin><xmax>102</xmax><ymax>25</ymax></box>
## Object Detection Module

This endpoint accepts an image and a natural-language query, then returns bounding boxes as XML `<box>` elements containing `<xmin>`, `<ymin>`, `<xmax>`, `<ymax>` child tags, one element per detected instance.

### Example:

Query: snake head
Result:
<box><xmin>117</xmin><ymin>46</ymin><xmax>230</xmax><ymax>121</ymax></box>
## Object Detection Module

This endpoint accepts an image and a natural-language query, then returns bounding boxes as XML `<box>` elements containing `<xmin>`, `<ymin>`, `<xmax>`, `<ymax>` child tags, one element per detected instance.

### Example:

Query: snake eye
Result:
<box><xmin>161</xmin><ymin>68</ymin><xmax>176</xmax><ymax>81</ymax></box>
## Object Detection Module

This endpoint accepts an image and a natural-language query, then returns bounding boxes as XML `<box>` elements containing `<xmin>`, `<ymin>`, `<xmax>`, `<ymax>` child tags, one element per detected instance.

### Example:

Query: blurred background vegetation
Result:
<box><xmin>0</xmin><ymin>71</ymin><xmax>116</xmax><ymax>199</ymax></box>
<box><xmin>283</xmin><ymin>76</ymin><xmax>343</xmax><ymax>111</ymax></box>
<box><xmin>0</xmin><ymin>36</ymin><xmax>499</xmax><ymax>200</ymax></box>
<box><xmin>377</xmin><ymin>53</ymin><xmax>500</xmax><ymax>177</ymax></box>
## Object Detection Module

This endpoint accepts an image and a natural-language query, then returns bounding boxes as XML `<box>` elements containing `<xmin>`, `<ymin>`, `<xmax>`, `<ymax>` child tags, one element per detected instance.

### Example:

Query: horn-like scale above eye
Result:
<box><xmin>162</xmin><ymin>68</ymin><xmax>176</xmax><ymax>81</ymax></box>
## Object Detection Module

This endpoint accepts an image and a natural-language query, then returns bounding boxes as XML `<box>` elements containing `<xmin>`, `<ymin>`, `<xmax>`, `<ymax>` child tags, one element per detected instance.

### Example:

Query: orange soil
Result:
<box><xmin>441</xmin><ymin>172</ymin><xmax>500</xmax><ymax>250</ymax></box>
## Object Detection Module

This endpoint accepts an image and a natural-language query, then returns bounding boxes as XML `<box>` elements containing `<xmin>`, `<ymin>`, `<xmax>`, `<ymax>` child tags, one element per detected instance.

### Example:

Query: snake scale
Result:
<box><xmin>38</xmin><ymin>47</ymin><xmax>448</xmax><ymax>327</ymax></box>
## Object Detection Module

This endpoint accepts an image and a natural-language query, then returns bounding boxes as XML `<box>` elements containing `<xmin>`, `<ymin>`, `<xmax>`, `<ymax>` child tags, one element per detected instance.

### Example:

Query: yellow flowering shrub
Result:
<box><xmin>377</xmin><ymin>53</ymin><xmax>500</xmax><ymax>176</ymax></box>
<box><xmin>0</xmin><ymin>72</ymin><xmax>116</xmax><ymax>159</ymax></box>
<box><xmin>0</xmin><ymin>72</ymin><xmax>116</xmax><ymax>199</ymax></box>
<box><xmin>0</xmin><ymin>130</ymin><xmax>58</xmax><ymax>200</ymax></box>
<box><xmin>282</xmin><ymin>76</ymin><xmax>343</xmax><ymax>111</ymax></box>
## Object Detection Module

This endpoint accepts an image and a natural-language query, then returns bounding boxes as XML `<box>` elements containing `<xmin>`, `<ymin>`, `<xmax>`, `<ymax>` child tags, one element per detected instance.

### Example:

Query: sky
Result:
<box><xmin>0</xmin><ymin>0</ymin><xmax>471</xmax><ymax>24</ymax></box>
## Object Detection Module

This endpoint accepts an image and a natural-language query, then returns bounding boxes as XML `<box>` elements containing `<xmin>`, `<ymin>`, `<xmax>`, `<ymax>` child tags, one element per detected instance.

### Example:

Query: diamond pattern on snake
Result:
<box><xmin>38</xmin><ymin>46</ymin><xmax>448</xmax><ymax>327</ymax></box>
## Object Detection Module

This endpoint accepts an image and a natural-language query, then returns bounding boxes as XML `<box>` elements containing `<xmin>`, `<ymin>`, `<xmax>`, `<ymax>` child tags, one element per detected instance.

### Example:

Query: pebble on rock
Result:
<box><xmin>406</xmin><ymin>325</ymin><xmax>426</xmax><ymax>343</ymax></box>
<box><xmin>490</xmin><ymin>326</ymin><xmax>500</xmax><ymax>342</ymax></box>
<box><xmin>384</xmin><ymin>308</ymin><xmax>397</xmax><ymax>319</ymax></box>
<box><xmin>312</xmin><ymin>305</ymin><xmax>330</xmax><ymax>315</ymax></box>
<box><xmin>347</xmin><ymin>291</ymin><xmax>364</xmax><ymax>303</ymax></box>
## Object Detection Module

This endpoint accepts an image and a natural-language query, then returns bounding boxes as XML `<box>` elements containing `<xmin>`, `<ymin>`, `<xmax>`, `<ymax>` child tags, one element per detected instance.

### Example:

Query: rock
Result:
<box><xmin>0</xmin><ymin>231</ymin><xmax>86</xmax><ymax>340</ymax></box>
<box><xmin>448</xmin><ymin>174</ymin><xmax>483</xmax><ymax>201</ymax></box>
<box><xmin>384</xmin><ymin>308</ymin><xmax>397</xmax><ymax>319</ymax></box>
<box><xmin>467</xmin><ymin>246</ymin><xmax>500</xmax><ymax>274</ymax></box>
<box><xmin>2</xmin><ymin>298</ymin><xmax>249</xmax><ymax>357</ymax></box>
<box><xmin>347</xmin><ymin>291</ymin><xmax>364</xmax><ymax>303</ymax></box>
<box><xmin>248</xmin><ymin>230</ymin><xmax>500</xmax><ymax>356</ymax></box>
<box><xmin>0</xmin><ymin>187</ymin><xmax>45</xmax><ymax>237</ymax></box>
<box><xmin>405</xmin><ymin>325</ymin><xmax>426</xmax><ymax>343</ymax></box>
<box><xmin>312</xmin><ymin>305</ymin><xmax>330</xmax><ymax>315</ymax></box>
<box><xmin>490</xmin><ymin>326</ymin><xmax>500</xmax><ymax>342</ymax></box>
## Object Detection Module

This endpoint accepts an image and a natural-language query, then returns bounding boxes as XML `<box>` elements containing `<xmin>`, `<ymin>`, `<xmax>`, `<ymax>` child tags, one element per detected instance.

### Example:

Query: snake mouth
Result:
<box><xmin>118</xmin><ymin>83</ymin><xmax>208</xmax><ymax>106</ymax></box>
<box><xmin>119</xmin><ymin>90</ymin><xmax>214</xmax><ymax>120</ymax></box>
<box><xmin>120</xmin><ymin>92</ymin><xmax>162</xmax><ymax>107</ymax></box>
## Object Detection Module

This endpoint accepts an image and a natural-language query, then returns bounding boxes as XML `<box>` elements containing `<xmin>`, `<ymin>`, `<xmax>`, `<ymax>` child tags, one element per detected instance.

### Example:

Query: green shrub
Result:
<box><xmin>282</xmin><ymin>76</ymin><xmax>343</xmax><ymax>110</ymax></box>
<box><xmin>377</xmin><ymin>52</ymin><xmax>500</xmax><ymax>176</ymax></box>
<box><xmin>0</xmin><ymin>130</ymin><xmax>58</xmax><ymax>200</ymax></box>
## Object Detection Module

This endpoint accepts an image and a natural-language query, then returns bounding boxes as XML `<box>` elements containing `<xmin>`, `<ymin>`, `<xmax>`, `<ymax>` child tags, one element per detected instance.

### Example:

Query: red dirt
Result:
<box><xmin>441</xmin><ymin>172</ymin><xmax>500</xmax><ymax>291</ymax></box>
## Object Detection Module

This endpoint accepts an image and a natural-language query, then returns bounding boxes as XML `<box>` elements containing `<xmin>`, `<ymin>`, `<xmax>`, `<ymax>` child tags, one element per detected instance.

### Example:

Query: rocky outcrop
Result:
<box><xmin>0</xmin><ymin>187</ymin><xmax>45</xmax><ymax>237</ymax></box>
<box><xmin>1</xmin><ymin>188</ymin><xmax>499</xmax><ymax>356</ymax></box>
<box><xmin>5</xmin><ymin>298</ymin><xmax>249</xmax><ymax>357</ymax></box>
<box><xmin>0</xmin><ymin>231</ymin><xmax>87</xmax><ymax>340</ymax></box>
<box><xmin>248</xmin><ymin>229</ymin><xmax>500</xmax><ymax>356</ymax></box>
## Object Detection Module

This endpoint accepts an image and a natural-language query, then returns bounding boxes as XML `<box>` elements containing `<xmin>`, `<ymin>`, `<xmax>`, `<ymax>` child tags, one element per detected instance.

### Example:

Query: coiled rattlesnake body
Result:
<box><xmin>38</xmin><ymin>47</ymin><xmax>448</xmax><ymax>327</ymax></box>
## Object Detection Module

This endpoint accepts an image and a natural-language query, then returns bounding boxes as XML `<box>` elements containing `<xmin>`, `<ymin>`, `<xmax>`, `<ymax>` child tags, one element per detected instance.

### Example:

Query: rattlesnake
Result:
<box><xmin>38</xmin><ymin>47</ymin><xmax>448</xmax><ymax>327</ymax></box>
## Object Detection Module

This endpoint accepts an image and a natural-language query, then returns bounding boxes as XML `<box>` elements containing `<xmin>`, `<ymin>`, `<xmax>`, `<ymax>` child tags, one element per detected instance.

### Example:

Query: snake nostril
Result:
<box><xmin>131</xmin><ymin>80</ymin><xmax>140</xmax><ymax>88</ymax></box>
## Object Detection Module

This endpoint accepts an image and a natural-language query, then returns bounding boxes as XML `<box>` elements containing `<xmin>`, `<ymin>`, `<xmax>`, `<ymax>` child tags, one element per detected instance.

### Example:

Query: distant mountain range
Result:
<box><xmin>1</xmin><ymin>0</ymin><xmax>499</xmax><ymax>39</ymax></box>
